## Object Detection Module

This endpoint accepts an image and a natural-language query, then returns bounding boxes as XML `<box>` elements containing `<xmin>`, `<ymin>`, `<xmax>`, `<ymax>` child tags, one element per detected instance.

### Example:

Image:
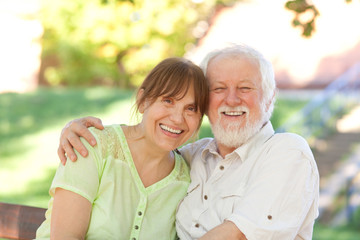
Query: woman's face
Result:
<box><xmin>140</xmin><ymin>85</ymin><xmax>201</xmax><ymax>152</ymax></box>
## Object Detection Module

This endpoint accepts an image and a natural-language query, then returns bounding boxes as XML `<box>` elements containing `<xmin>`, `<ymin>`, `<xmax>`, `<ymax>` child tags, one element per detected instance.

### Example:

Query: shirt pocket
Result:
<box><xmin>220</xmin><ymin>183</ymin><xmax>246</xmax><ymax>198</ymax></box>
<box><xmin>218</xmin><ymin>182</ymin><xmax>246</xmax><ymax>222</ymax></box>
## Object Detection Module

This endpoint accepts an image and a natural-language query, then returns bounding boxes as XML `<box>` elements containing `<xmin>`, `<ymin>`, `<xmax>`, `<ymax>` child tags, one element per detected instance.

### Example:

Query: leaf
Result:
<box><xmin>292</xmin><ymin>19</ymin><xmax>301</xmax><ymax>26</ymax></box>
<box><xmin>285</xmin><ymin>0</ymin><xmax>309</xmax><ymax>13</ymax></box>
<box><xmin>302</xmin><ymin>21</ymin><xmax>314</xmax><ymax>37</ymax></box>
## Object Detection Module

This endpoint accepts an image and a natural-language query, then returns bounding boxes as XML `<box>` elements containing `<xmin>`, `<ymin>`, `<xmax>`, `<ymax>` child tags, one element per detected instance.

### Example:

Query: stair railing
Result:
<box><xmin>276</xmin><ymin>62</ymin><xmax>360</xmax><ymax>143</ymax></box>
<box><xmin>276</xmin><ymin>62</ymin><xmax>360</xmax><ymax>223</ymax></box>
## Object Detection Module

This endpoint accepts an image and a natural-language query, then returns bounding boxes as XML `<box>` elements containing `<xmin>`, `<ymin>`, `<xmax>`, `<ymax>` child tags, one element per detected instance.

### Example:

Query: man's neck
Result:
<box><xmin>216</xmin><ymin>143</ymin><xmax>238</xmax><ymax>158</ymax></box>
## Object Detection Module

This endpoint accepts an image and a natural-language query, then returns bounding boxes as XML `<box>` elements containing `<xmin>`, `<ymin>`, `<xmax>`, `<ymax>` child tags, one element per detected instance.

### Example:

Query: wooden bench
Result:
<box><xmin>0</xmin><ymin>202</ymin><xmax>46</xmax><ymax>240</ymax></box>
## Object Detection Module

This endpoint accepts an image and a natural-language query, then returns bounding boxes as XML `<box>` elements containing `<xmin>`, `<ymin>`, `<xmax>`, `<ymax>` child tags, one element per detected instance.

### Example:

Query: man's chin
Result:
<box><xmin>211</xmin><ymin>119</ymin><xmax>264</xmax><ymax>148</ymax></box>
<box><xmin>211</xmin><ymin>125</ymin><xmax>246</xmax><ymax>148</ymax></box>
<box><xmin>219</xmin><ymin>121</ymin><xmax>245</xmax><ymax>131</ymax></box>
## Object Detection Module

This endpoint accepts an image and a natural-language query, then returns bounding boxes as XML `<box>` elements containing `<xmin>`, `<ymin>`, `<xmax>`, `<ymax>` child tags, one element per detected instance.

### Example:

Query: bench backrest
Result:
<box><xmin>0</xmin><ymin>202</ymin><xmax>46</xmax><ymax>240</ymax></box>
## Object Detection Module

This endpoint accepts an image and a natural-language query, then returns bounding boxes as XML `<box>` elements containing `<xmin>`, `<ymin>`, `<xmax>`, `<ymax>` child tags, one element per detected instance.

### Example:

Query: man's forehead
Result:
<box><xmin>209</xmin><ymin>52</ymin><xmax>255</xmax><ymax>63</ymax></box>
<box><xmin>207</xmin><ymin>58</ymin><xmax>261</xmax><ymax>83</ymax></box>
<box><xmin>208</xmin><ymin>77</ymin><xmax>258</xmax><ymax>86</ymax></box>
<box><xmin>208</xmin><ymin>56</ymin><xmax>258</xmax><ymax>75</ymax></box>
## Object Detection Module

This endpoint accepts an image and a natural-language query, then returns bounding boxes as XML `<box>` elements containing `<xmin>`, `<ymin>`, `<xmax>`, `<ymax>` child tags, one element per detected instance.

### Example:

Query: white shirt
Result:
<box><xmin>176</xmin><ymin>122</ymin><xmax>319</xmax><ymax>240</ymax></box>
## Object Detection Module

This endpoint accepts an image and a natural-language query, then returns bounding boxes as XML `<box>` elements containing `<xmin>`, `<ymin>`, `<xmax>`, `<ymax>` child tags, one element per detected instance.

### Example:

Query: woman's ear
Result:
<box><xmin>137</xmin><ymin>89</ymin><xmax>145</xmax><ymax>114</ymax></box>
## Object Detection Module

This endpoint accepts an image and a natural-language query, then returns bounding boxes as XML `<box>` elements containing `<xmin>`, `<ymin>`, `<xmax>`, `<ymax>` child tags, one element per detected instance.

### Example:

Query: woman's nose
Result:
<box><xmin>169</xmin><ymin>108</ymin><xmax>184</xmax><ymax>124</ymax></box>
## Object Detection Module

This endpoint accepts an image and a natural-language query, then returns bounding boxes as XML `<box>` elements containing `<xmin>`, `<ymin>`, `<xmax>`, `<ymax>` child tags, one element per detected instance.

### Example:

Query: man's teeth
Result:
<box><xmin>160</xmin><ymin>124</ymin><xmax>182</xmax><ymax>134</ymax></box>
<box><xmin>223</xmin><ymin>111</ymin><xmax>245</xmax><ymax>116</ymax></box>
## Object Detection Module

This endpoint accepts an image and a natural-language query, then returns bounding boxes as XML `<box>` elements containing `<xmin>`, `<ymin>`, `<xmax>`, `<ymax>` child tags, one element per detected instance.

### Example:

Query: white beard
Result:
<box><xmin>210</xmin><ymin>105</ymin><xmax>266</xmax><ymax>148</ymax></box>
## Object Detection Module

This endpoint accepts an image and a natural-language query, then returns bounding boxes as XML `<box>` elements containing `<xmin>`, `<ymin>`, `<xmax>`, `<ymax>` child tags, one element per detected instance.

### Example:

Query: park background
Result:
<box><xmin>0</xmin><ymin>0</ymin><xmax>360</xmax><ymax>239</ymax></box>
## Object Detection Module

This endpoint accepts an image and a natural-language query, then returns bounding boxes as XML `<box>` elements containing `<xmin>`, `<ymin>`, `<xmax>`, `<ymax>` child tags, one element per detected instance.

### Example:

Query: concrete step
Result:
<box><xmin>314</xmin><ymin>132</ymin><xmax>360</xmax><ymax>184</ymax></box>
<box><xmin>314</xmin><ymin>105</ymin><xmax>360</xmax><ymax>224</ymax></box>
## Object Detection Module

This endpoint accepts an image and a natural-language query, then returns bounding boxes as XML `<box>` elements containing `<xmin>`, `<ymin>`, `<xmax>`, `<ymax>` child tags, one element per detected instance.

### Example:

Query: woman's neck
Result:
<box><xmin>122</xmin><ymin>125</ymin><xmax>175</xmax><ymax>187</ymax></box>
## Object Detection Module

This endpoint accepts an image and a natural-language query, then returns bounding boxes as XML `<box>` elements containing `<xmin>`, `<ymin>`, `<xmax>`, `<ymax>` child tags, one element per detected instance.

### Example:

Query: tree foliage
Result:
<box><xmin>39</xmin><ymin>0</ymin><xmax>352</xmax><ymax>87</ymax></box>
<box><xmin>285</xmin><ymin>0</ymin><xmax>354</xmax><ymax>37</ymax></box>
<box><xmin>39</xmin><ymin>0</ymin><xmax>232</xmax><ymax>87</ymax></box>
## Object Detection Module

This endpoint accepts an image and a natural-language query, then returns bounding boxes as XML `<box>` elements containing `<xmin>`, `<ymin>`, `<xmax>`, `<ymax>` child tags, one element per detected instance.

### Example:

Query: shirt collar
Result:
<box><xmin>200</xmin><ymin>139</ymin><xmax>219</xmax><ymax>163</ymax></box>
<box><xmin>234</xmin><ymin>121</ymin><xmax>274</xmax><ymax>162</ymax></box>
<box><xmin>200</xmin><ymin>121</ymin><xmax>275</xmax><ymax>163</ymax></box>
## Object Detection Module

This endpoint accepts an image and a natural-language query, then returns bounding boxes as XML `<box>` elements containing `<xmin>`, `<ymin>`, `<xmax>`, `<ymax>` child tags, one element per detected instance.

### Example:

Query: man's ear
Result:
<box><xmin>137</xmin><ymin>89</ymin><xmax>145</xmax><ymax>114</ymax></box>
<box><xmin>265</xmin><ymin>90</ymin><xmax>276</xmax><ymax>112</ymax></box>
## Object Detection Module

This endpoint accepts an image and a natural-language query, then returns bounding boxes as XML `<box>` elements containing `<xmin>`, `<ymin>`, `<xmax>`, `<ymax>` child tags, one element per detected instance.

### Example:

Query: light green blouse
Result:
<box><xmin>36</xmin><ymin>125</ymin><xmax>190</xmax><ymax>240</ymax></box>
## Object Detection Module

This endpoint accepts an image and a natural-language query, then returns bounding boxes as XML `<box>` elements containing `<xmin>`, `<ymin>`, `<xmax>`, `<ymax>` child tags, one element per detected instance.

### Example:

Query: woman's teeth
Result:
<box><xmin>160</xmin><ymin>124</ymin><xmax>182</xmax><ymax>134</ymax></box>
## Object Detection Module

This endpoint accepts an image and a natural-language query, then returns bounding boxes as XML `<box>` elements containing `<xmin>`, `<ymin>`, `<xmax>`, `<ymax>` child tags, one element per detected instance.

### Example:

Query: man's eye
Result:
<box><xmin>240</xmin><ymin>87</ymin><xmax>251</xmax><ymax>92</ymax></box>
<box><xmin>212</xmin><ymin>87</ymin><xmax>225</xmax><ymax>92</ymax></box>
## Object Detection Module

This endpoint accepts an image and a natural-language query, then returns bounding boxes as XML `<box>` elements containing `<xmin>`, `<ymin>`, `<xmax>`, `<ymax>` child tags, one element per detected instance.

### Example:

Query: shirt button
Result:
<box><xmin>219</xmin><ymin>165</ymin><xmax>224</xmax><ymax>170</ymax></box>
<box><xmin>204</xmin><ymin>195</ymin><xmax>208</xmax><ymax>200</ymax></box>
<box><xmin>195</xmin><ymin>223</ymin><xmax>200</xmax><ymax>228</ymax></box>
<box><xmin>135</xmin><ymin>225</ymin><xmax>139</xmax><ymax>230</ymax></box>
<box><xmin>267</xmin><ymin>215</ymin><xmax>272</xmax><ymax>220</ymax></box>
<box><xmin>138</xmin><ymin>211</ymin><xmax>142</xmax><ymax>216</ymax></box>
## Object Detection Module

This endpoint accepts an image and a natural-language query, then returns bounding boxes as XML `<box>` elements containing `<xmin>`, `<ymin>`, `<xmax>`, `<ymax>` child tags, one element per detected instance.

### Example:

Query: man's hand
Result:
<box><xmin>199</xmin><ymin>221</ymin><xmax>247</xmax><ymax>240</ymax></box>
<box><xmin>58</xmin><ymin>116</ymin><xmax>104</xmax><ymax>165</ymax></box>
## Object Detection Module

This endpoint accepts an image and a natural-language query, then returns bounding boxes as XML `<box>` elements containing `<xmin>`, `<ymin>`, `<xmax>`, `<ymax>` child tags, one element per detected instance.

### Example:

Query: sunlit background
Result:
<box><xmin>1</xmin><ymin>0</ymin><xmax>360</xmax><ymax>239</ymax></box>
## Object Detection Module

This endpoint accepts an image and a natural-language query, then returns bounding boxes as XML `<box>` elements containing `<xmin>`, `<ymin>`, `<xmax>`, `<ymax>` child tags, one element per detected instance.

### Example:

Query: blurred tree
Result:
<box><xmin>39</xmin><ymin>0</ymin><xmax>234</xmax><ymax>87</ymax></box>
<box><xmin>39</xmin><ymin>0</ymin><xmax>356</xmax><ymax>87</ymax></box>
<box><xmin>285</xmin><ymin>0</ymin><xmax>353</xmax><ymax>37</ymax></box>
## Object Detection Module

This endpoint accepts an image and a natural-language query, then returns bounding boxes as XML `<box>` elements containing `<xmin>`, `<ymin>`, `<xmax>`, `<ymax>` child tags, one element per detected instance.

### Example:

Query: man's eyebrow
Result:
<box><xmin>238</xmin><ymin>79</ymin><xmax>259</xmax><ymax>86</ymax></box>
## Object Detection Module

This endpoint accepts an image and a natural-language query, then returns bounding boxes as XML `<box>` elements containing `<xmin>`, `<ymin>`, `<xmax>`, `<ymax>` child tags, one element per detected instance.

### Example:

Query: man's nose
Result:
<box><xmin>225</xmin><ymin>89</ymin><xmax>241</xmax><ymax>106</ymax></box>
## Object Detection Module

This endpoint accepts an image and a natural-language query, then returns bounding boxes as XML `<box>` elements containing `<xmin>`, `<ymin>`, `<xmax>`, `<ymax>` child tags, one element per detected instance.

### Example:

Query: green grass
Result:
<box><xmin>1</xmin><ymin>87</ymin><xmax>304</xmax><ymax>207</ymax></box>
<box><xmin>0</xmin><ymin>87</ymin><xmax>134</xmax><ymax>207</ymax></box>
<box><xmin>1</xmin><ymin>87</ymin><xmax>358</xmax><ymax>239</ymax></box>
<box><xmin>0</xmin><ymin>87</ymin><xmax>308</xmax><ymax>207</ymax></box>
<box><xmin>313</xmin><ymin>223</ymin><xmax>360</xmax><ymax>240</ymax></box>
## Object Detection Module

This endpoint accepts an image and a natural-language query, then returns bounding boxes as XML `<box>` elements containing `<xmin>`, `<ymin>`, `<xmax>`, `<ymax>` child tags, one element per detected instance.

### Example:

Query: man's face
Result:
<box><xmin>206</xmin><ymin>54</ymin><xmax>265</xmax><ymax>152</ymax></box>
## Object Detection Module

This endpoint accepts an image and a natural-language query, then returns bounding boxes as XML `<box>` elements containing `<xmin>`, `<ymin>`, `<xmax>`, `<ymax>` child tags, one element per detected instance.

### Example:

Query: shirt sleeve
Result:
<box><xmin>50</xmin><ymin>128</ymin><xmax>103</xmax><ymax>203</ymax></box>
<box><xmin>227</xmin><ymin>134</ymin><xmax>319</xmax><ymax>240</ymax></box>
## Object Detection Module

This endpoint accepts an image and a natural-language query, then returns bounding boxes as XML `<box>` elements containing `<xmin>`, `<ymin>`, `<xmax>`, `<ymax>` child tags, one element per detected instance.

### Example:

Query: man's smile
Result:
<box><xmin>222</xmin><ymin>111</ymin><xmax>246</xmax><ymax>116</ymax></box>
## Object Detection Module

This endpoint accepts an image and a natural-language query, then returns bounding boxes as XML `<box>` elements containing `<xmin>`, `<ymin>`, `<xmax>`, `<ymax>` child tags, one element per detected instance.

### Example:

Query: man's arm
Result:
<box><xmin>51</xmin><ymin>188</ymin><xmax>92</xmax><ymax>240</ymax></box>
<box><xmin>199</xmin><ymin>221</ymin><xmax>247</xmax><ymax>240</ymax></box>
<box><xmin>58</xmin><ymin>116</ymin><xmax>104</xmax><ymax>165</ymax></box>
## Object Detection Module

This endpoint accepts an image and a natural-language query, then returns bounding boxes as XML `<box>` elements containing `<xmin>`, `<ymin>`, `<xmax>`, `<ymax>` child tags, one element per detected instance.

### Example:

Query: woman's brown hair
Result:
<box><xmin>136</xmin><ymin>57</ymin><xmax>209</xmax><ymax>126</ymax></box>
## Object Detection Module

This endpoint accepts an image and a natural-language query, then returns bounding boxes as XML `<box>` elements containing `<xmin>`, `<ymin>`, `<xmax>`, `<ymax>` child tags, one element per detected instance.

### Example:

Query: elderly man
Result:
<box><xmin>57</xmin><ymin>44</ymin><xmax>319</xmax><ymax>239</ymax></box>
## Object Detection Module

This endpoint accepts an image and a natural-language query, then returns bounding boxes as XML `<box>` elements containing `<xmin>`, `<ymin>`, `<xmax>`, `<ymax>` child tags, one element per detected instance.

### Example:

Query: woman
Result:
<box><xmin>36</xmin><ymin>57</ymin><xmax>208</xmax><ymax>240</ymax></box>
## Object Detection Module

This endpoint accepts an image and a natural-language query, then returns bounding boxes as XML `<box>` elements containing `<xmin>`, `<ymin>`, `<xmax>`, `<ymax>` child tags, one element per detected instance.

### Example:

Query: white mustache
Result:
<box><xmin>217</xmin><ymin>106</ymin><xmax>249</xmax><ymax>115</ymax></box>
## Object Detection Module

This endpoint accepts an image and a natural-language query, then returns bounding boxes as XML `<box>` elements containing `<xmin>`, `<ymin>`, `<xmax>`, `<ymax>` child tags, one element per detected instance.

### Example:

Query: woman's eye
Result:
<box><xmin>187</xmin><ymin>106</ymin><xmax>197</xmax><ymax>112</ymax></box>
<box><xmin>163</xmin><ymin>98</ymin><xmax>173</xmax><ymax>104</ymax></box>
